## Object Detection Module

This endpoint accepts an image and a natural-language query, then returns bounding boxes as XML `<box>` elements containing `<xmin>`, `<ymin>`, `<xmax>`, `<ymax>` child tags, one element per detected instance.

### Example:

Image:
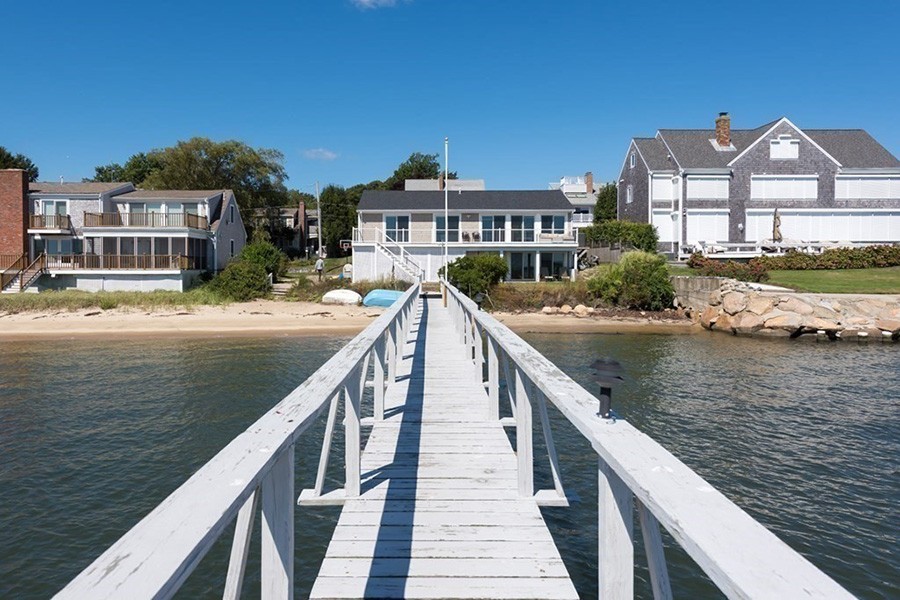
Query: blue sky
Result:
<box><xmin>3</xmin><ymin>0</ymin><xmax>899</xmax><ymax>191</ymax></box>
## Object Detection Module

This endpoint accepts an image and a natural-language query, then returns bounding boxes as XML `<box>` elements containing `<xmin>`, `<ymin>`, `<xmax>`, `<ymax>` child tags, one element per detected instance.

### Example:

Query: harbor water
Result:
<box><xmin>0</xmin><ymin>331</ymin><xmax>896</xmax><ymax>598</ymax></box>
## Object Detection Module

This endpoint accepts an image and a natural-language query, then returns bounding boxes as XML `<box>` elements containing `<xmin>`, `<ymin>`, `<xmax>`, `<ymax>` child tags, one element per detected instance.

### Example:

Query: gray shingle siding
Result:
<box><xmin>617</xmin><ymin>142</ymin><xmax>649</xmax><ymax>223</ymax></box>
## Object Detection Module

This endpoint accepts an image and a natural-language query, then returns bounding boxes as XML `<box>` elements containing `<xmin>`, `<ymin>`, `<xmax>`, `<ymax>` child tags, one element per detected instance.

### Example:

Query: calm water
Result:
<box><xmin>0</xmin><ymin>332</ymin><xmax>897</xmax><ymax>598</ymax></box>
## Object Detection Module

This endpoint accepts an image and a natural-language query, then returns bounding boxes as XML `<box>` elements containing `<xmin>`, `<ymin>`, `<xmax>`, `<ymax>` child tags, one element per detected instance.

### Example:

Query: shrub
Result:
<box><xmin>687</xmin><ymin>253</ymin><xmax>770</xmax><ymax>282</ymax></box>
<box><xmin>439</xmin><ymin>254</ymin><xmax>509</xmax><ymax>297</ymax></box>
<box><xmin>239</xmin><ymin>230</ymin><xmax>287</xmax><ymax>277</ymax></box>
<box><xmin>211</xmin><ymin>260</ymin><xmax>270</xmax><ymax>301</ymax></box>
<box><xmin>752</xmin><ymin>245</ymin><xmax>900</xmax><ymax>271</ymax></box>
<box><xmin>489</xmin><ymin>281</ymin><xmax>595</xmax><ymax>311</ymax></box>
<box><xmin>581</xmin><ymin>220</ymin><xmax>659</xmax><ymax>252</ymax></box>
<box><xmin>588</xmin><ymin>251</ymin><xmax>674</xmax><ymax>310</ymax></box>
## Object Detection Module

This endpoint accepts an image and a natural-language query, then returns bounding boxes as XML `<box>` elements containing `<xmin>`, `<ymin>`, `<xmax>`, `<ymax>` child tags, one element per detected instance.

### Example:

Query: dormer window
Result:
<box><xmin>770</xmin><ymin>134</ymin><xmax>800</xmax><ymax>160</ymax></box>
<box><xmin>630</xmin><ymin>152</ymin><xmax>636</xmax><ymax>168</ymax></box>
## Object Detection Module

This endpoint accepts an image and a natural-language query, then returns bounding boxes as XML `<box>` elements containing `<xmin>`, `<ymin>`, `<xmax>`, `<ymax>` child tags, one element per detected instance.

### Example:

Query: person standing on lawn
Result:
<box><xmin>315</xmin><ymin>256</ymin><xmax>325</xmax><ymax>281</ymax></box>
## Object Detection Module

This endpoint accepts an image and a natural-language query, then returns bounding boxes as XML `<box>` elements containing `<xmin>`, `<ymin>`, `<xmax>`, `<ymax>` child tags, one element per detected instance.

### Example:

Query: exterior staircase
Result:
<box><xmin>271</xmin><ymin>282</ymin><xmax>293</xmax><ymax>298</ymax></box>
<box><xmin>1</xmin><ymin>254</ymin><xmax>46</xmax><ymax>294</ymax></box>
<box><xmin>374</xmin><ymin>241</ymin><xmax>424</xmax><ymax>282</ymax></box>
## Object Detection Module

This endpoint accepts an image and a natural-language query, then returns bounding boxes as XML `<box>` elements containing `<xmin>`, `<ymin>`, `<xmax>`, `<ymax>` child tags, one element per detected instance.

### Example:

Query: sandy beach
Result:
<box><xmin>0</xmin><ymin>300</ymin><xmax>698</xmax><ymax>341</ymax></box>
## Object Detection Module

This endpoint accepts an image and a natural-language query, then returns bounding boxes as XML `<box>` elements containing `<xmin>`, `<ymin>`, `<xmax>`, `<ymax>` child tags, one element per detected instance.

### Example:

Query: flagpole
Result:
<box><xmin>443</xmin><ymin>136</ymin><xmax>449</xmax><ymax>277</ymax></box>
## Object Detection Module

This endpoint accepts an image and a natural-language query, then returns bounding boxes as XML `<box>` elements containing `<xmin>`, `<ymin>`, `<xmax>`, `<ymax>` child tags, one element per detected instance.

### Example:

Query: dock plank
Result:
<box><xmin>309</xmin><ymin>296</ymin><xmax>577</xmax><ymax>599</ymax></box>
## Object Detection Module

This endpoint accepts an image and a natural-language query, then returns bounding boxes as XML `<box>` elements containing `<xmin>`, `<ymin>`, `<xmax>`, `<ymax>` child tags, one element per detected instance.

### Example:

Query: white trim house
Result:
<box><xmin>352</xmin><ymin>188</ymin><xmax>578</xmax><ymax>283</ymax></box>
<box><xmin>617</xmin><ymin>113</ymin><xmax>900</xmax><ymax>256</ymax></box>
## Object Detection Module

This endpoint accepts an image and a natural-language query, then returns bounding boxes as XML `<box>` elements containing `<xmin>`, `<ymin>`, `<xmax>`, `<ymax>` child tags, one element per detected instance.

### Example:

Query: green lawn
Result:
<box><xmin>765</xmin><ymin>267</ymin><xmax>900</xmax><ymax>294</ymax></box>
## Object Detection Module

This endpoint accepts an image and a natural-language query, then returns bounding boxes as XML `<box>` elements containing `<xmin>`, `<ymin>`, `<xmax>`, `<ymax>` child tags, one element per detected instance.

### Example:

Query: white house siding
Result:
<box><xmin>745</xmin><ymin>209</ymin><xmax>900</xmax><ymax>243</ymax></box>
<box><xmin>686</xmin><ymin>210</ymin><xmax>730</xmax><ymax>244</ymax></box>
<box><xmin>652</xmin><ymin>210</ymin><xmax>676</xmax><ymax>242</ymax></box>
<box><xmin>36</xmin><ymin>272</ymin><xmax>200</xmax><ymax>292</ymax></box>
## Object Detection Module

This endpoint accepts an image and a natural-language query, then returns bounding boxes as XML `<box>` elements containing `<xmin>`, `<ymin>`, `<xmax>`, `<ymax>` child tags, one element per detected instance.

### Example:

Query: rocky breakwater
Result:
<box><xmin>691</xmin><ymin>280</ymin><xmax>900</xmax><ymax>340</ymax></box>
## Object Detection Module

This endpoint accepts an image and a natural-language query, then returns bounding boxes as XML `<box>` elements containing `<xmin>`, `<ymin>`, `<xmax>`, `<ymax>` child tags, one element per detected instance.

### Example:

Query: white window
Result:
<box><xmin>770</xmin><ymin>135</ymin><xmax>800</xmax><ymax>160</ymax></box>
<box><xmin>480</xmin><ymin>215</ymin><xmax>505</xmax><ymax>242</ymax></box>
<box><xmin>434</xmin><ymin>215</ymin><xmax>459</xmax><ymax>242</ymax></box>
<box><xmin>630</xmin><ymin>152</ymin><xmax>636</xmax><ymax>168</ymax></box>
<box><xmin>835</xmin><ymin>176</ymin><xmax>900</xmax><ymax>200</ymax></box>
<box><xmin>651</xmin><ymin>175</ymin><xmax>674</xmax><ymax>201</ymax></box>
<box><xmin>384</xmin><ymin>215</ymin><xmax>410</xmax><ymax>242</ymax></box>
<box><xmin>686</xmin><ymin>176</ymin><xmax>729</xmax><ymax>200</ymax></box>
<box><xmin>751</xmin><ymin>176</ymin><xmax>818</xmax><ymax>200</ymax></box>
<box><xmin>687</xmin><ymin>210</ymin><xmax>730</xmax><ymax>243</ymax></box>
<box><xmin>540</xmin><ymin>215</ymin><xmax>565</xmax><ymax>235</ymax></box>
<box><xmin>626</xmin><ymin>185</ymin><xmax>633</xmax><ymax>204</ymax></box>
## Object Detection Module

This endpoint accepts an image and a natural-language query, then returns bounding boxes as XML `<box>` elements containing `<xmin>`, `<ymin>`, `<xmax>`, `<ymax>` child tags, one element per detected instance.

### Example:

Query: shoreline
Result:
<box><xmin>0</xmin><ymin>301</ymin><xmax>698</xmax><ymax>341</ymax></box>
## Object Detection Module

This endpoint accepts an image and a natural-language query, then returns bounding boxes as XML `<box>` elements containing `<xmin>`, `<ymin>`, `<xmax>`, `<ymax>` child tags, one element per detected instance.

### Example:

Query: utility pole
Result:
<box><xmin>316</xmin><ymin>181</ymin><xmax>323</xmax><ymax>258</ymax></box>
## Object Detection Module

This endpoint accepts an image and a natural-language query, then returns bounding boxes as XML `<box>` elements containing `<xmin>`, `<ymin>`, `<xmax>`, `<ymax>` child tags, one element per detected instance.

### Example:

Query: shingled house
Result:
<box><xmin>617</xmin><ymin>113</ymin><xmax>900</xmax><ymax>256</ymax></box>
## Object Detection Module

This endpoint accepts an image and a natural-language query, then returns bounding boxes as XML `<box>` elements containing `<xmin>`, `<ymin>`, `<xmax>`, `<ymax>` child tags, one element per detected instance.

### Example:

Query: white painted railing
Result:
<box><xmin>442</xmin><ymin>280</ymin><xmax>853</xmax><ymax>599</ymax></box>
<box><xmin>55</xmin><ymin>283</ymin><xmax>421</xmax><ymax>599</ymax></box>
<box><xmin>353</xmin><ymin>227</ymin><xmax>425</xmax><ymax>281</ymax></box>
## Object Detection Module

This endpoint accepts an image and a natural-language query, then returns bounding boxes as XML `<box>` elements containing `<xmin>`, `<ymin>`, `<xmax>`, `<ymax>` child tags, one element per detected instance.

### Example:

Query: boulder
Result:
<box><xmin>875</xmin><ymin>319</ymin><xmax>900</xmax><ymax>334</ymax></box>
<box><xmin>845</xmin><ymin>316</ymin><xmax>871</xmax><ymax>327</ymax></box>
<box><xmin>699</xmin><ymin>306</ymin><xmax>720</xmax><ymax>329</ymax></box>
<box><xmin>745</xmin><ymin>296</ymin><xmax>775</xmax><ymax>316</ymax></box>
<box><xmin>764</xmin><ymin>313</ymin><xmax>804</xmax><ymax>331</ymax></box>
<box><xmin>722</xmin><ymin>291</ymin><xmax>748</xmax><ymax>315</ymax></box>
<box><xmin>732</xmin><ymin>312</ymin><xmax>763</xmax><ymax>335</ymax></box>
<box><xmin>708</xmin><ymin>292</ymin><xmax>722</xmax><ymax>306</ymax></box>
<box><xmin>754</xmin><ymin>328</ymin><xmax>792</xmax><ymax>339</ymax></box>
<box><xmin>573</xmin><ymin>304</ymin><xmax>591</xmax><ymax>318</ymax></box>
<box><xmin>559</xmin><ymin>304</ymin><xmax>573</xmax><ymax>315</ymax></box>
<box><xmin>853</xmin><ymin>299</ymin><xmax>887</xmax><ymax>318</ymax></box>
<box><xmin>712</xmin><ymin>312</ymin><xmax>733</xmax><ymax>332</ymax></box>
<box><xmin>542</xmin><ymin>306</ymin><xmax>560</xmax><ymax>315</ymax></box>
<box><xmin>777</xmin><ymin>296</ymin><xmax>814</xmax><ymax>316</ymax></box>
<box><xmin>802</xmin><ymin>317</ymin><xmax>842</xmax><ymax>332</ymax></box>
<box><xmin>812</xmin><ymin>306</ymin><xmax>842</xmax><ymax>321</ymax></box>
<box><xmin>321</xmin><ymin>289</ymin><xmax>363</xmax><ymax>305</ymax></box>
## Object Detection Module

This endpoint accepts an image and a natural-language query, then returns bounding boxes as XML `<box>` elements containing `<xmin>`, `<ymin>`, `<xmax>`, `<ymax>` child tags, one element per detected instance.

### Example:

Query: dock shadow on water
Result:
<box><xmin>364</xmin><ymin>299</ymin><xmax>427</xmax><ymax>596</ymax></box>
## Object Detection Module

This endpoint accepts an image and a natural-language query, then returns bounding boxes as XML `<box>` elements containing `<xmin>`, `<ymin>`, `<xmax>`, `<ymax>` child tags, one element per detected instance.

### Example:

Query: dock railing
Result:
<box><xmin>442</xmin><ymin>279</ymin><xmax>852</xmax><ymax>599</ymax></box>
<box><xmin>55</xmin><ymin>283</ymin><xmax>421</xmax><ymax>600</ymax></box>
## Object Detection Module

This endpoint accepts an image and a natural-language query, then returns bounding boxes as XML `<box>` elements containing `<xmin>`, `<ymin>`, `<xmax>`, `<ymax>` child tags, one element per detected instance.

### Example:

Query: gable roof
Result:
<box><xmin>358</xmin><ymin>190</ymin><xmax>573</xmax><ymax>212</ymax></box>
<box><xmin>649</xmin><ymin>118</ymin><xmax>899</xmax><ymax>170</ymax></box>
<box><xmin>634</xmin><ymin>137</ymin><xmax>674</xmax><ymax>171</ymax></box>
<box><xmin>657</xmin><ymin>120</ymin><xmax>778</xmax><ymax>169</ymax></box>
<box><xmin>805</xmin><ymin>130</ymin><xmax>900</xmax><ymax>168</ymax></box>
<box><xmin>28</xmin><ymin>182</ymin><xmax>133</xmax><ymax>195</ymax></box>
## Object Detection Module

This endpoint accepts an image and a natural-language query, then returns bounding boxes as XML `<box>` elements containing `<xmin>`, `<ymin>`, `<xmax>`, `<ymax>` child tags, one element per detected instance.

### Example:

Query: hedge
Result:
<box><xmin>587</xmin><ymin>251</ymin><xmax>674</xmax><ymax>310</ymax></box>
<box><xmin>581</xmin><ymin>221</ymin><xmax>659</xmax><ymax>253</ymax></box>
<box><xmin>687</xmin><ymin>253</ymin><xmax>770</xmax><ymax>282</ymax></box>
<box><xmin>751</xmin><ymin>245</ymin><xmax>900</xmax><ymax>271</ymax></box>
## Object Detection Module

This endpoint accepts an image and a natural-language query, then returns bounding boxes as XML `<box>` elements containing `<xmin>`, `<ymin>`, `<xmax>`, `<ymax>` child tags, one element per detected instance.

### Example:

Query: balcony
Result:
<box><xmin>29</xmin><ymin>214</ymin><xmax>72</xmax><ymax>230</ymax></box>
<box><xmin>44</xmin><ymin>254</ymin><xmax>198</xmax><ymax>270</ymax></box>
<box><xmin>84</xmin><ymin>212</ymin><xmax>208</xmax><ymax>230</ymax></box>
<box><xmin>352</xmin><ymin>228</ymin><xmax>576</xmax><ymax>245</ymax></box>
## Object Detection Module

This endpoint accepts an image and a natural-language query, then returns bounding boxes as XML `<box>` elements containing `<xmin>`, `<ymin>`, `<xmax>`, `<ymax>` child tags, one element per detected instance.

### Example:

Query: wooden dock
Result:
<box><xmin>310</xmin><ymin>297</ymin><xmax>578</xmax><ymax>599</ymax></box>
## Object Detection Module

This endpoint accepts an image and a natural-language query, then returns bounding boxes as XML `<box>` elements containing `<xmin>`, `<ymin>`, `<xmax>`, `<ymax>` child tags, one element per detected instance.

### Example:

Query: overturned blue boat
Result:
<box><xmin>363</xmin><ymin>289</ymin><xmax>404</xmax><ymax>307</ymax></box>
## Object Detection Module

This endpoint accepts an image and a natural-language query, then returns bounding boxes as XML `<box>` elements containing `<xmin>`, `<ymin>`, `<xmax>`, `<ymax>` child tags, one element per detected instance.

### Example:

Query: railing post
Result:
<box><xmin>313</xmin><ymin>393</ymin><xmax>340</xmax><ymax>496</ymax></box>
<box><xmin>386</xmin><ymin>327</ymin><xmax>396</xmax><ymax>382</ymax></box>
<box><xmin>224</xmin><ymin>488</ymin><xmax>259</xmax><ymax>600</ymax></box>
<box><xmin>487</xmin><ymin>337</ymin><xmax>499</xmax><ymax>420</ymax></box>
<box><xmin>345</xmin><ymin>364</ymin><xmax>362</xmax><ymax>498</ymax></box>
<box><xmin>598</xmin><ymin>458</ymin><xmax>633</xmax><ymax>599</ymax></box>
<box><xmin>374</xmin><ymin>337</ymin><xmax>386</xmax><ymax>421</ymax></box>
<box><xmin>261</xmin><ymin>445</ymin><xmax>294</xmax><ymax>600</ymax></box>
<box><xmin>637</xmin><ymin>500</ymin><xmax>673</xmax><ymax>600</ymax></box>
<box><xmin>515</xmin><ymin>367</ymin><xmax>533</xmax><ymax>497</ymax></box>
<box><xmin>473</xmin><ymin>321</ymin><xmax>484</xmax><ymax>378</ymax></box>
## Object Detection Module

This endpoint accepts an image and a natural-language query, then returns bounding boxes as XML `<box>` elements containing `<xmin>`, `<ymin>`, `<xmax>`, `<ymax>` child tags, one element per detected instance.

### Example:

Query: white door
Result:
<box><xmin>652</xmin><ymin>210</ymin><xmax>676</xmax><ymax>242</ymax></box>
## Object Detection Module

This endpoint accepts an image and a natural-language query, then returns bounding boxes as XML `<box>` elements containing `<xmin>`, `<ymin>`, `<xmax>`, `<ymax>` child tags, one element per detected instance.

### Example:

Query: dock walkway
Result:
<box><xmin>310</xmin><ymin>296</ymin><xmax>578</xmax><ymax>599</ymax></box>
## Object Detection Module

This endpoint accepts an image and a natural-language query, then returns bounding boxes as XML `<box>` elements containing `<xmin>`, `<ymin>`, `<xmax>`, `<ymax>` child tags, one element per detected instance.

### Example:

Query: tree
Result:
<box><xmin>0</xmin><ymin>147</ymin><xmax>39</xmax><ymax>182</ymax></box>
<box><xmin>91</xmin><ymin>152</ymin><xmax>162</xmax><ymax>185</ymax></box>
<box><xmin>593</xmin><ymin>183</ymin><xmax>617</xmax><ymax>223</ymax></box>
<box><xmin>383</xmin><ymin>152</ymin><xmax>457</xmax><ymax>190</ymax></box>
<box><xmin>319</xmin><ymin>185</ymin><xmax>355</xmax><ymax>256</ymax></box>
<box><xmin>90</xmin><ymin>138</ymin><xmax>288</xmax><ymax>222</ymax></box>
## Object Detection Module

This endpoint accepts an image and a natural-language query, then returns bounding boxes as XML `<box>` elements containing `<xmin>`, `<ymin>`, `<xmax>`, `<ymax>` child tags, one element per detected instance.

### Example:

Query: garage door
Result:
<box><xmin>652</xmin><ymin>210</ymin><xmax>676</xmax><ymax>242</ymax></box>
<box><xmin>686</xmin><ymin>210</ymin><xmax>729</xmax><ymax>243</ymax></box>
<box><xmin>745</xmin><ymin>210</ymin><xmax>900</xmax><ymax>243</ymax></box>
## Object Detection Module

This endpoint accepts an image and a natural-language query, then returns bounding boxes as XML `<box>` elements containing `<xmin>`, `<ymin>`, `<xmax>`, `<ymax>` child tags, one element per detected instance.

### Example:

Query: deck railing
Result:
<box><xmin>0</xmin><ymin>253</ymin><xmax>27</xmax><ymax>290</ymax></box>
<box><xmin>44</xmin><ymin>254</ymin><xmax>194</xmax><ymax>270</ymax></box>
<box><xmin>55</xmin><ymin>283</ymin><xmax>420</xmax><ymax>599</ymax></box>
<box><xmin>441</xmin><ymin>280</ymin><xmax>852</xmax><ymax>599</ymax></box>
<box><xmin>83</xmin><ymin>212</ymin><xmax>209</xmax><ymax>229</ymax></box>
<box><xmin>352</xmin><ymin>227</ymin><xmax>575</xmax><ymax>245</ymax></box>
<box><xmin>30</xmin><ymin>214</ymin><xmax>72</xmax><ymax>229</ymax></box>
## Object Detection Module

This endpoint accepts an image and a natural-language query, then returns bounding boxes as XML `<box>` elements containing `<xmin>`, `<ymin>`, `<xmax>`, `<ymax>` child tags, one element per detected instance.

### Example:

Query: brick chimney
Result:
<box><xmin>715</xmin><ymin>112</ymin><xmax>731</xmax><ymax>147</ymax></box>
<box><xmin>584</xmin><ymin>171</ymin><xmax>594</xmax><ymax>195</ymax></box>
<box><xmin>0</xmin><ymin>169</ymin><xmax>29</xmax><ymax>256</ymax></box>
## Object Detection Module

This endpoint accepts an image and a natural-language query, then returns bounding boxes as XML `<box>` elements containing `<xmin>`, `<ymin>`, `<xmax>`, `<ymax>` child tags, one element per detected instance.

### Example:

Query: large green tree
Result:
<box><xmin>593</xmin><ymin>183</ymin><xmax>617</xmax><ymax>223</ymax></box>
<box><xmin>0</xmin><ymin>147</ymin><xmax>39</xmax><ymax>182</ymax></box>
<box><xmin>90</xmin><ymin>138</ymin><xmax>288</xmax><ymax>222</ymax></box>
<box><xmin>383</xmin><ymin>152</ymin><xmax>457</xmax><ymax>190</ymax></box>
<box><xmin>319</xmin><ymin>185</ymin><xmax>355</xmax><ymax>256</ymax></box>
<box><xmin>91</xmin><ymin>152</ymin><xmax>162</xmax><ymax>185</ymax></box>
